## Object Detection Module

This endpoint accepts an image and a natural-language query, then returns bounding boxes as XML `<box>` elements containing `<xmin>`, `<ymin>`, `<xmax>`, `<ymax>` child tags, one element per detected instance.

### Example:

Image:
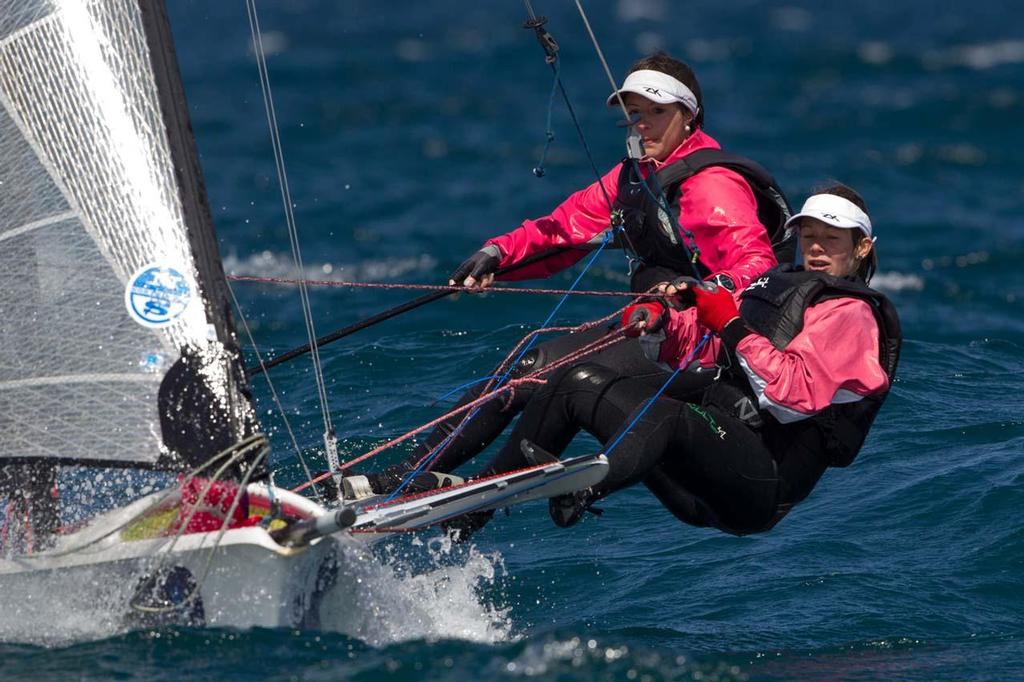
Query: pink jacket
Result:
<box><xmin>485</xmin><ymin>130</ymin><xmax>777</xmax><ymax>289</ymax></box>
<box><xmin>659</xmin><ymin>296</ymin><xmax>890</xmax><ymax>422</ymax></box>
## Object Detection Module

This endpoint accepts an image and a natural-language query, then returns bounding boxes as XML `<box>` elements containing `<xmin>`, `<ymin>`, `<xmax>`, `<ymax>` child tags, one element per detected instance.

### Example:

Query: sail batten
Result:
<box><xmin>0</xmin><ymin>210</ymin><xmax>77</xmax><ymax>245</ymax></box>
<box><xmin>0</xmin><ymin>374</ymin><xmax>161</xmax><ymax>391</ymax></box>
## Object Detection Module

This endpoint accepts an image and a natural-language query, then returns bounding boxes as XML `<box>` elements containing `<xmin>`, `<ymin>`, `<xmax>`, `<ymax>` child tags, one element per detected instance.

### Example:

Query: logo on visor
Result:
<box><xmin>822</xmin><ymin>213</ymin><xmax>838</xmax><ymax>220</ymax></box>
<box><xmin>644</xmin><ymin>87</ymin><xmax>662</xmax><ymax>96</ymax></box>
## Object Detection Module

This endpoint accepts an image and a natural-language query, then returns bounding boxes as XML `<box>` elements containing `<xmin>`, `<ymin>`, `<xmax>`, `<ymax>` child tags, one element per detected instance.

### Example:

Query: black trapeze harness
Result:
<box><xmin>704</xmin><ymin>265</ymin><xmax>902</xmax><ymax>469</ymax></box>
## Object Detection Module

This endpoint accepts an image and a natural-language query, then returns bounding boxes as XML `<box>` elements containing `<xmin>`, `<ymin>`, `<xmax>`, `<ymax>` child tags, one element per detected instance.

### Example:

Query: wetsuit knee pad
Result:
<box><xmin>563</xmin><ymin>363</ymin><xmax>622</xmax><ymax>393</ymax></box>
<box><xmin>510</xmin><ymin>348</ymin><xmax>544</xmax><ymax>379</ymax></box>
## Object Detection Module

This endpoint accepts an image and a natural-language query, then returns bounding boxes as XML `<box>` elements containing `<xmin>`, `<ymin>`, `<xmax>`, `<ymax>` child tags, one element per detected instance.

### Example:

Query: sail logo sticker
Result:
<box><xmin>124</xmin><ymin>263</ymin><xmax>193</xmax><ymax>328</ymax></box>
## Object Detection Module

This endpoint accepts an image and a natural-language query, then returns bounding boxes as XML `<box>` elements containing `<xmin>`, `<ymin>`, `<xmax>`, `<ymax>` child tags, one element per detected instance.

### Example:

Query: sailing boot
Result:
<box><xmin>516</xmin><ymin>439</ymin><xmax>604</xmax><ymax>528</ymax></box>
<box><xmin>548</xmin><ymin>487</ymin><xmax>603</xmax><ymax>528</ymax></box>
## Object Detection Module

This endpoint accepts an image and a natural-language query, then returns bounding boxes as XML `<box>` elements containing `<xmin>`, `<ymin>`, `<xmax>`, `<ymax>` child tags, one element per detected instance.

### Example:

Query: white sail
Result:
<box><xmin>0</xmin><ymin>0</ymin><xmax>249</xmax><ymax>466</ymax></box>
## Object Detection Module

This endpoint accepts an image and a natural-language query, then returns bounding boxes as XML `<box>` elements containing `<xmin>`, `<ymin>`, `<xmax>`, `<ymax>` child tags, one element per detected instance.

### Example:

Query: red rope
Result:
<box><xmin>228</xmin><ymin>274</ymin><xmax>657</xmax><ymax>299</ymax></box>
<box><xmin>409</xmin><ymin>319</ymin><xmax>628</xmax><ymax>472</ymax></box>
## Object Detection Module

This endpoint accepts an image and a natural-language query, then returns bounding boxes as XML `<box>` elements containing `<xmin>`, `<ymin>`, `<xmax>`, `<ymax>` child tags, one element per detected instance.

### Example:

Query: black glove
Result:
<box><xmin>449</xmin><ymin>245</ymin><xmax>501</xmax><ymax>285</ymax></box>
<box><xmin>666</xmin><ymin>276</ymin><xmax>699</xmax><ymax>308</ymax></box>
<box><xmin>667</xmin><ymin>275</ymin><xmax>726</xmax><ymax>309</ymax></box>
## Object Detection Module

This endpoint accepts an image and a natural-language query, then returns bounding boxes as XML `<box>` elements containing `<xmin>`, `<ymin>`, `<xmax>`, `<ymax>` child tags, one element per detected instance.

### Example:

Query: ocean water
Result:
<box><xmin>4</xmin><ymin>0</ymin><xmax>1023</xmax><ymax>679</ymax></box>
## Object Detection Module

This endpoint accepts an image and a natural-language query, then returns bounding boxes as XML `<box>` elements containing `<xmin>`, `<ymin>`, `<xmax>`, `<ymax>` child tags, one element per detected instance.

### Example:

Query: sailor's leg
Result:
<box><xmin>479</xmin><ymin>362</ymin><xmax>655</xmax><ymax>476</ymax></box>
<box><xmin>444</xmin><ymin>360</ymin><xmax>641</xmax><ymax>539</ymax></box>
<box><xmin>400</xmin><ymin>325</ymin><xmax>611</xmax><ymax>473</ymax></box>
<box><xmin>642</xmin><ymin>406</ymin><xmax>781</xmax><ymax>534</ymax></box>
<box><xmin>482</xmin><ymin>368</ymin><xmax>784</xmax><ymax>534</ymax></box>
<box><xmin>393</xmin><ymin>318</ymin><xmax>709</xmax><ymax>478</ymax></box>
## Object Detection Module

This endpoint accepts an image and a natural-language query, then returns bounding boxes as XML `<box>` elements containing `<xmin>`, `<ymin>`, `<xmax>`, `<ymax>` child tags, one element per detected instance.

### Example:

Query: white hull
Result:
<box><xmin>0</xmin><ymin>485</ymin><xmax>345</xmax><ymax>641</ymax></box>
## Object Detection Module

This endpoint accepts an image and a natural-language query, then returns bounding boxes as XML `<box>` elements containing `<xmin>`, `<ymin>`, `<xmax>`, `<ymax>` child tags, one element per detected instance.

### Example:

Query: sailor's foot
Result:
<box><xmin>310</xmin><ymin>474</ymin><xmax>341</xmax><ymax>503</ymax></box>
<box><xmin>549</xmin><ymin>487</ymin><xmax>602</xmax><ymax>528</ymax></box>
<box><xmin>342</xmin><ymin>465</ymin><xmax>464</xmax><ymax>501</ymax></box>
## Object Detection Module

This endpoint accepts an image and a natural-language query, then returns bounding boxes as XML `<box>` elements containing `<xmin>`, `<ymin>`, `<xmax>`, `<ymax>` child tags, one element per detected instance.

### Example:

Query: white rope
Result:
<box><xmin>130</xmin><ymin>442</ymin><xmax>270</xmax><ymax>616</ymax></box>
<box><xmin>243</xmin><ymin>0</ymin><xmax>339</xmax><ymax>488</ymax></box>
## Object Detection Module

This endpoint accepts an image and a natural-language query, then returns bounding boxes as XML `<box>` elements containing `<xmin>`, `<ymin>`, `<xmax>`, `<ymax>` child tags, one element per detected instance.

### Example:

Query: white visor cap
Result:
<box><xmin>607</xmin><ymin>69</ymin><xmax>700</xmax><ymax>116</ymax></box>
<box><xmin>784</xmin><ymin>193</ymin><xmax>873</xmax><ymax>238</ymax></box>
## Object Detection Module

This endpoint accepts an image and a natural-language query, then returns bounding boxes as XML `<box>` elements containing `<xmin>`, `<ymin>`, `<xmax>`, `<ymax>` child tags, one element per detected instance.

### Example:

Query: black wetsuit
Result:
<box><xmin>478</xmin><ymin>362</ymin><xmax>792</xmax><ymax>534</ymax></box>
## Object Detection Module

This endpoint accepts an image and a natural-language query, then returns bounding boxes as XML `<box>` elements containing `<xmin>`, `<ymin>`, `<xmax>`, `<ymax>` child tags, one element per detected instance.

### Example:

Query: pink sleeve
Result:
<box><xmin>485</xmin><ymin>165</ymin><xmax>622</xmax><ymax>281</ymax></box>
<box><xmin>734</xmin><ymin>299</ymin><xmax>890</xmax><ymax>422</ymax></box>
<box><xmin>676</xmin><ymin>168</ymin><xmax>777</xmax><ymax>289</ymax></box>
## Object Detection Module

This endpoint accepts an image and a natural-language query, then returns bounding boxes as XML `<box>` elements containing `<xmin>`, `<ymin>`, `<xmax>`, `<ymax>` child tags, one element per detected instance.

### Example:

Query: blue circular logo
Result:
<box><xmin>124</xmin><ymin>264</ymin><xmax>193</xmax><ymax>328</ymax></box>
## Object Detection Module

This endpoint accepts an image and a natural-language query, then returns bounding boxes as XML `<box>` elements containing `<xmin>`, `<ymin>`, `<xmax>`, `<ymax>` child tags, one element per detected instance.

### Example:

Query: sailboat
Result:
<box><xmin>0</xmin><ymin>0</ymin><xmax>605</xmax><ymax>639</ymax></box>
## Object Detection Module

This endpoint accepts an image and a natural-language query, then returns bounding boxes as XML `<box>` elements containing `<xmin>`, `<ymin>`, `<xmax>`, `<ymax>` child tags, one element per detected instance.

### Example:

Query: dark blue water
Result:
<box><xmin>6</xmin><ymin>1</ymin><xmax>1024</xmax><ymax>679</ymax></box>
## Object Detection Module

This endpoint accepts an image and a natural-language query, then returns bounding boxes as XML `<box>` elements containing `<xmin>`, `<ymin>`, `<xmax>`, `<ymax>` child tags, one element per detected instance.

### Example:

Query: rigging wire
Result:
<box><xmin>601</xmin><ymin>333</ymin><xmax>711</xmax><ymax>457</ymax></box>
<box><xmin>244</xmin><ymin>0</ymin><xmax>341</xmax><ymax>494</ymax></box>
<box><xmin>522</xmin><ymin>2</ymin><xmax>615</xmax><ymax>213</ymax></box>
<box><xmin>572</xmin><ymin>0</ymin><xmax>629</xmax><ymax>120</ymax></box>
<box><xmin>532</xmin><ymin>56</ymin><xmax>560</xmax><ymax>178</ymax></box>
<box><xmin>18</xmin><ymin>435</ymin><xmax>269</xmax><ymax>561</ymax></box>
<box><xmin>226</xmin><ymin>282</ymin><xmax>322</xmax><ymax>503</ymax></box>
<box><xmin>379</xmin><ymin>5</ymin><xmax>657</xmax><ymax>499</ymax></box>
<box><xmin>292</xmin><ymin>311</ymin><xmax>630</xmax><ymax>494</ymax></box>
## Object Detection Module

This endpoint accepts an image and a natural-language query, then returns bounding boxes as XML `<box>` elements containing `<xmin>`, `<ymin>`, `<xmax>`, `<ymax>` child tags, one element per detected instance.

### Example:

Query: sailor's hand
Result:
<box><xmin>693</xmin><ymin>282</ymin><xmax>739</xmax><ymax>334</ymax></box>
<box><xmin>449</xmin><ymin>245</ymin><xmax>501</xmax><ymax>289</ymax></box>
<box><xmin>621</xmin><ymin>301</ymin><xmax>667</xmax><ymax>337</ymax></box>
<box><xmin>661</xmin><ymin>277</ymin><xmax>701</xmax><ymax>309</ymax></box>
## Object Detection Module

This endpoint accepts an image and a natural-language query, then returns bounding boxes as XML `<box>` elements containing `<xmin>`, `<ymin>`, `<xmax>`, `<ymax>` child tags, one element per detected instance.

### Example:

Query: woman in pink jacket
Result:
<box><xmin>349</xmin><ymin>53</ymin><xmax>791</xmax><ymax>499</ymax></box>
<box><xmin>474</xmin><ymin>184</ymin><xmax>901</xmax><ymax>535</ymax></box>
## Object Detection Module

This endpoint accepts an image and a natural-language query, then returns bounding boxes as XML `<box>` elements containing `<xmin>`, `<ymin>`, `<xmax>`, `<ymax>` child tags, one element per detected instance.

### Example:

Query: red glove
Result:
<box><xmin>620</xmin><ymin>301</ymin><xmax>666</xmax><ymax>337</ymax></box>
<box><xmin>694</xmin><ymin>284</ymin><xmax>740</xmax><ymax>334</ymax></box>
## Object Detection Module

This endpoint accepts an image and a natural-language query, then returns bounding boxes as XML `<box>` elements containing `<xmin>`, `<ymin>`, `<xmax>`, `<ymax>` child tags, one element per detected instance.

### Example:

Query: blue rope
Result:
<box><xmin>384</xmin><ymin>231</ymin><xmax>616</xmax><ymax>502</ymax></box>
<box><xmin>602</xmin><ymin>332</ymin><xmax>712</xmax><ymax>457</ymax></box>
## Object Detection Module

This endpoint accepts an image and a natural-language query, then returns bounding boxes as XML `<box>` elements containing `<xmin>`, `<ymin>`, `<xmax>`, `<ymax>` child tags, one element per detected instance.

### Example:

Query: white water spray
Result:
<box><xmin>320</xmin><ymin>534</ymin><xmax>515</xmax><ymax>646</ymax></box>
